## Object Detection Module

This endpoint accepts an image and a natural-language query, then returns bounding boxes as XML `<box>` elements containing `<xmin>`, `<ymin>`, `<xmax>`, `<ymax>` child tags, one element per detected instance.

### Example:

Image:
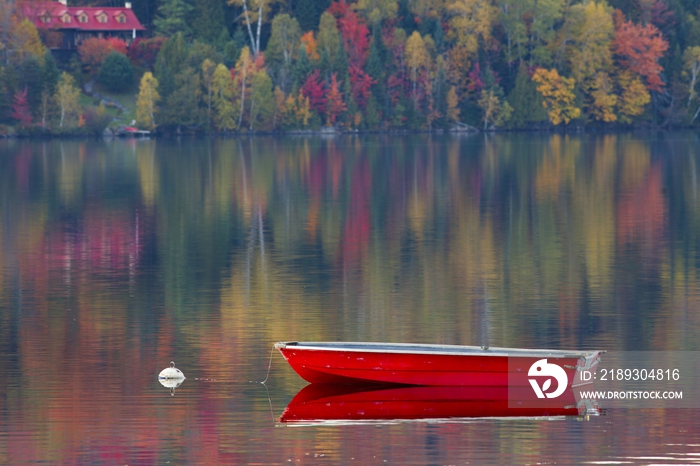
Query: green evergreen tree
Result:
<box><xmin>317</xmin><ymin>11</ymin><xmax>341</xmax><ymax>74</ymax></box>
<box><xmin>249</xmin><ymin>69</ymin><xmax>275</xmax><ymax>130</ymax></box>
<box><xmin>667</xmin><ymin>44</ymin><xmax>684</xmax><ymax>80</ymax></box>
<box><xmin>364</xmin><ymin>94</ymin><xmax>380</xmax><ymax>129</ymax></box>
<box><xmin>186</xmin><ymin>41</ymin><xmax>219</xmax><ymax>69</ymax></box>
<box><xmin>334</xmin><ymin>38</ymin><xmax>349</xmax><ymax>84</ymax></box>
<box><xmin>0</xmin><ymin>68</ymin><xmax>11</xmax><ymax>123</ymax></box>
<box><xmin>155</xmin><ymin>33</ymin><xmax>188</xmax><ymax>100</ymax></box>
<box><xmin>366</xmin><ymin>24</ymin><xmax>391</xmax><ymax>119</ymax></box>
<box><xmin>432</xmin><ymin>58</ymin><xmax>450</xmax><ymax>129</ymax></box>
<box><xmin>130</xmin><ymin>0</ymin><xmax>159</xmax><ymax>31</ymax></box>
<box><xmin>397</xmin><ymin>0</ymin><xmax>417</xmax><ymax>35</ymax></box>
<box><xmin>67</xmin><ymin>54</ymin><xmax>83</xmax><ymax>87</ymax></box>
<box><xmin>432</xmin><ymin>17</ymin><xmax>444</xmax><ymax>52</ymax></box>
<box><xmin>266</xmin><ymin>14</ymin><xmax>302</xmax><ymax>93</ymax></box>
<box><xmin>318</xmin><ymin>47</ymin><xmax>331</xmax><ymax>80</ymax></box>
<box><xmin>162</xmin><ymin>67</ymin><xmax>203</xmax><ymax>128</ymax></box>
<box><xmin>403</xmin><ymin>94</ymin><xmax>422</xmax><ymax>128</ymax></box>
<box><xmin>232</xmin><ymin>28</ymin><xmax>247</xmax><ymax>52</ymax></box>
<box><xmin>294</xmin><ymin>0</ymin><xmax>329</xmax><ymax>32</ymax></box>
<box><xmin>154</xmin><ymin>0</ymin><xmax>193</xmax><ymax>38</ymax></box>
<box><xmin>507</xmin><ymin>63</ymin><xmax>547</xmax><ymax>128</ymax></box>
<box><xmin>192</xmin><ymin>0</ymin><xmax>225</xmax><ymax>44</ymax></box>
<box><xmin>41</xmin><ymin>52</ymin><xmax>60</xmax><ymax>95</ymax></box>
<box><xmin>342</xmin><ymin>77</ymin><xmax>358</xmax><ymax>126</ymax></box>
<box><xmin>366</xmin><ymin>24</ymin><xmax>387</xmax><ymax>83</ymax></box>
<box><xmin>223</xmin><ymin>43</ymin><xmax>240</xmax><ymax>68</ymax></box>
<box><xmin>99</xmin><ymin>52</ymin><xmax>134</xmax><ymax>92</ymax></box>
<box><xmin>292</xmin><ymin>44</ymin><xmax>312</xmax><ymax>88</ymax></box>
<box><xmin>215</xmin><ymin>28</ymin><xmax>240</xmax><ymax>68</ymax></box>
<box><xmin>20</xmin><ymin>56</ymin><xmax>43</xmax><ymax>115</ymax></box>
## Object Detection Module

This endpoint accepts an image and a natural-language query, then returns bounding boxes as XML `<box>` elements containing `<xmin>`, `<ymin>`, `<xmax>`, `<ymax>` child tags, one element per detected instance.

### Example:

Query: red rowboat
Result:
<box><xmin>279</xmin><ymin>383</ymin><xmax>601</xmax><ymax>425</ymax></box>
<box><xmin>274</xmin><ymin>341</ymin><xmax>603</xmax><ymax>387</ymax></box>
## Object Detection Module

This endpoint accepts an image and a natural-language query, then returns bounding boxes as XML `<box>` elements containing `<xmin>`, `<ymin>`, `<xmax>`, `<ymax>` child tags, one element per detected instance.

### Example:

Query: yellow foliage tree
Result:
<box><xmin>211</xmin><ymin>63</ymin><xmax>236</xmax><ymax>130</ymax></box>
<box><xmin>201</xmin><ymin>59</ymin><xmax>217</xmax><ymax>129</ymax></box>
<box><xmin>233</xmin><ymin>46</ymin><xmax>256</xmax><ymax>130</ymax></box>
<box><xmin>447</xmin><ymin>42</ymin><xmax>472</xmax><ymax>99</ymax></box>
<box><xmin>587</xmin><ymin>71</ymin><xmax>617</xmax><ymax>122</ymax></box>
<box><xmin>616</xmin><ymin>70</ymin><xmax>650</xmax><ymax>124</ymax></box>
<box><xmin>532</xmin><ymin>67</ymin><xmax>581</xmax><ymax>125</ymax></box>
<box><xmin>283</xmin><ymin>91</ymin><xmax>311</xmax><ymax>128</ymax></box>
<box><xmin>55</xmin><ymin>72</ymin><xmax>81</xmax><ymax>128</ymax></box>
<box><xmin>477</xmin><ymin>89</ymin><xmax>513</xmax><ymax>129</ymax></box>
<box><xmin>404</xmin><ymin>31</ymin><xmax>430</xmax><ymax>109</ymax></box>
<box><xmin>354</xmin><ymin>0</ymin><xmax>398</xmax><ymax>24</ymax></box>
<box><xmin>317</xmin><ymin>12</ymin><xmax>341</xmax><ymax>71</ymax></box>
<box><xmin>683</xmin><ymin>46</ymin><xmax>700</xmax><ymax>115</ymax></box>
<box><xmin>447</xmin><ymin>86</ymin><xmax>460</xmax><ymax>122</ymax></box>
<box><xmin>447</xmin><ymin>0</ymin><xmax>497</xmax><ymax>56</ymax></box>
<box><xmin>567</xmin><ymin>1</ymin><xmax>614</xmax><ymax>84</ymax></box>
<box><xmin>273</xmin><ymin>85</ymin><xmax>286</xmax><ymax>128</ymax></box>
<box><xmin>136</xmin><ymin>72</ymin><xmax>160</xmax><ymax>130</ymax></box>
<box><xmin>10</xmin><ymin>18</ymin><xmax>47</xmax><ymax>64</ymax></box>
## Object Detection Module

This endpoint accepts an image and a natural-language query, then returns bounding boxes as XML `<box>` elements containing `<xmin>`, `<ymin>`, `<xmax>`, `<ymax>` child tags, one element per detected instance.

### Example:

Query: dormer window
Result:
<box><xmin>61</xmin><ymin>13</ymin><xmax>71</xmax><ymax>23</ymax></box>
<box><xmin>115</xmin><ymin>12</ymin><xmax>127</xmax><ymax>23</ymax></box>
<box><xmin>40</xmin><ymin>12</ymin><xmax>52</xmax><ymax>23</ymax></box>
<box><xmin>77</xmin><ymin>12</ymin><xmax>88</xmax><ymax>23</ymax></box>
<box><xmin>96</xmin><ymin>11</ymin><xmax>108</xmax><ymax>23</ymax></box>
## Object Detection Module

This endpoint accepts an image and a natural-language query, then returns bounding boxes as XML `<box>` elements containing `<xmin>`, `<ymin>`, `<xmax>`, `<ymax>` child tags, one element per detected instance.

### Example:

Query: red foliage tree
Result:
<box><xmin>467</xmin><ymin>62</ymin><xmax>484</xmax><ymax>93</ymax></box>
<box><xmin>301</xmin><ymin>69</ymin><xmax>326</xmax><ymax>115</ymax></box>
<box><xmin>325</xmin><ymin>73</ymin><xmax>347</xmax><ymax>125</ymax></box>
<box><xmin>348</xmin><ymin>64</ymin><xmax>374</xmax><ymax>109</ymax></box>
<box><xmin>651</xmin><ymin>0</ymin><xmax>675</xmax><ymax>32</ymax></box>
<box><xmin>328</xmin><ymin>0</ymin><xmax>370</xmax><ymax>68</ymax></box>
<box><xmin>79</xmin><ymin>37</ymin><xmax>129</xmax><ymax>74</ymax></box>
<box><xmin>386</xmin><ymin>74</ymin><xmax>405</xmax><ymax>105</ymax></box>
<box><xmin>11</xmin><ymin>88</ymin><xmax>32</xmax><ymax>128</ymax></box>
<box><xmin>614</xmin><ymin>15</ymin><xmax>669</xmax><ymax>91</ymax></box>
<box><xmin>127</xmin><ymin>36</ymin><xmax>166</xmax><ymax>70</ymax></box>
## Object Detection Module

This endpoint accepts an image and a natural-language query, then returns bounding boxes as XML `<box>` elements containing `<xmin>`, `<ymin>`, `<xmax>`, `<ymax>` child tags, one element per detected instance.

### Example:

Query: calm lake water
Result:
<box><xmin>1</xmin><ymin>133</ymin><xmax>699</xmax><ymax>465</ymax></box>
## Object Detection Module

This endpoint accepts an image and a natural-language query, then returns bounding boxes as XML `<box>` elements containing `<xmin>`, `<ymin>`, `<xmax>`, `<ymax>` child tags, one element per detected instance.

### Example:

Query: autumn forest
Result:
<box><xmin>2</xmin><ymin>0</ymin><xmax>700</xmax><ymax>134</ymax></box>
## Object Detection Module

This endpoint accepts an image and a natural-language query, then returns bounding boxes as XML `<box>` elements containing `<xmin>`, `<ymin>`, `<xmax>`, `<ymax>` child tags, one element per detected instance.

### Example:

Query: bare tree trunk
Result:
<box><xmin>238</xmin><ymin>66</ymin><xmax>248</xmax><ymax>130</ymax></box>
<box><xmin>249</xmin><ymin>100</ymin><xmax>256</xmax><ymax>131</ymax></box>
<box><xmin>688</xmin><ymin>63</ymin><xmax>699</xmax><ymax>108</ymax></box>
<box><xmin>692</xmin><ymin>104</ymin><xmax>700</xmax><ymax>124</ymax></box>
<box><xmin>41</xmin><ymin>88</ymin><xmax>49</xmax><ymax>128</ymax></box>
<box><xmin>255</xmin><ymin>4</ymin><xmax>263</xmax><ymax>57</ymax></box>
<box><xmin>241</xmin><ymin>0</ymin><xmax>258</xmax><ymax>55</ymax></box>
<box><xmin>148</xmin><ymin>86</ymin><xmax>154</xmax><ymax>126</ymax></box>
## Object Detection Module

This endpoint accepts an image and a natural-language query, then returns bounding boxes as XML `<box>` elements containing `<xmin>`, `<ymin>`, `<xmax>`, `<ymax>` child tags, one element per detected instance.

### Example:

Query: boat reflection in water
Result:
<box><xmin>159</xmin><ymin>376</ymin><xmax>185</xmax><ymax>396</ymax></box>
<box><xmin>279</xmin><ymin>384</ymin><xmax>602</xmax><ymax>426</ymax></box>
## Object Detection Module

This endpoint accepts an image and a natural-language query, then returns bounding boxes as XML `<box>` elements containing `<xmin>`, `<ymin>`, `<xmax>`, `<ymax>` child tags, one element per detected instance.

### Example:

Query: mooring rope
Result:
<box><xmin>255</xmin><ymin>344</ymin><xmax>276</xmax><ymax>385</ymax></box>
<box><xmin>255</xmin><ymin>344</ymin><xmax>278</xmax><ymax>423</ymax></box>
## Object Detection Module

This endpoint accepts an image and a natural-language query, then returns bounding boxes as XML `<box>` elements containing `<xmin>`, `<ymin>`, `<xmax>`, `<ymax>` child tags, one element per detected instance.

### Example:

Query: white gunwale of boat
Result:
<box><xmin>277</xmin><ymin>415</ymin><xmax>579</xmax><ymax>427</ymax></box>
<box><xmin>274</xmin><ymin>341</ymin><xmax>604</xmax><ymax>359</ymax></box>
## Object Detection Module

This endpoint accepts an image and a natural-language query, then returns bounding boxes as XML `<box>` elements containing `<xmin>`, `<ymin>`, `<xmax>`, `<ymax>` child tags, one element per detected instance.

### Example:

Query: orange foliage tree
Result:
<box><xmin>614</xmin><ymin>14</ymin><xmax>668</xmax><ymax>91</ymax></box>
<box><xmin>300</xmin><ymin>31</ymin><xmax>319</xmax><ymax>60</ymax></box>
<box><xmin>78</xmin><ymin>37</ymin><xmax>128</xmax><ymax>74</ymax></box>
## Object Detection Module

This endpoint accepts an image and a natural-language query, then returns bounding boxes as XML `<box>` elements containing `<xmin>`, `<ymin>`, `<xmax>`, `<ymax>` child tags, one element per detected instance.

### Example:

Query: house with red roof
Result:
<box><xmin>26</xmin><ymin>0</ymin><xmax>145</xmax><ymax>50</ymax></box>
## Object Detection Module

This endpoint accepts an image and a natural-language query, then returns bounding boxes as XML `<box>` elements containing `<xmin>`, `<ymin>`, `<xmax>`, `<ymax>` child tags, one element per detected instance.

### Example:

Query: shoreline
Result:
<box><xmin>1</xmin><ymin>122</ymin><xmax>695</xmax><ymax>141</ymax></box>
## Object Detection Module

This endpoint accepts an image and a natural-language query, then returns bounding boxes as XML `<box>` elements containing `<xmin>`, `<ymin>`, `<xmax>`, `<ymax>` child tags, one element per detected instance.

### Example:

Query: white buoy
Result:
<box><xmin>159</xmin><ymin>361</ymin><xmax>186</xmax><ymax>380</ymax></box>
